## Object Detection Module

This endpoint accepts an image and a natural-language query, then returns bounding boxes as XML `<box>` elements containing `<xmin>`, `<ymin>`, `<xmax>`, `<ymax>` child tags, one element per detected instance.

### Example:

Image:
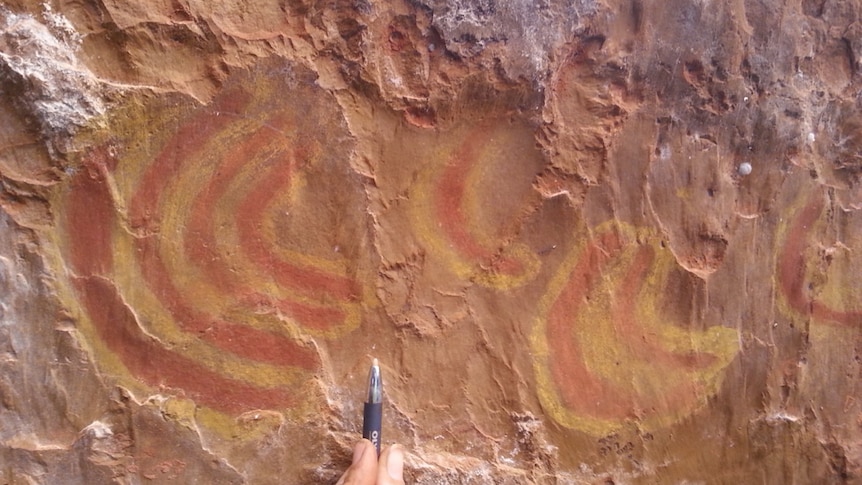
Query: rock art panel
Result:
<box><xmin>778</xmin><ymin>190</ymin><xmax>862</xmax><ymax>329</ymax></box>
<box><xmin>766</xmin><ymin>178</ymin><xmax>862</xmax><ymax>476</ymax></box>
<box><xmin>4</xmin><ymin>0</ymin><xmax>862</xmax><ymax>482</ymax></box>
<box><xmin>367</xmin><ymin>112</ymin><xmax>549</xmax><ymax>341</ymax></box>
<box><xmin>532</xmin><ymin>221</ymin><xmax>738</xmax><ymax>436</ymax></box>
<box><xmin>52</xmin><ymin>63</ymin><xmax>372</xmax><ymax>426</ymax></box>
<box><xmin>409</xmin><ymin>122</ymin><xmax>542</xmax><ymax>290</ymax></box>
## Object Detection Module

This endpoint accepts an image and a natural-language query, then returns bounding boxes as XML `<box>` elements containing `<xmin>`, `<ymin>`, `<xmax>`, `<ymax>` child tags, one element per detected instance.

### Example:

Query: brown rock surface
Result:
<box><xmin>1</xmin><ymin>0</ymin><xmax>861</xmax><ymax>483</ymax></box>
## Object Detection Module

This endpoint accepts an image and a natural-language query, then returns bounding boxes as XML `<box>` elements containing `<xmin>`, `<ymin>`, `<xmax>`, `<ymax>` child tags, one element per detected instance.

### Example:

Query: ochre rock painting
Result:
<box><xmin>52</xmin><ymin>66</ymin><xmax>371</xmax><ymax>428</ymax></box>
<box><xmin>409</xmin><ymin>123</ymin><xmax>541</xmax><ymax>290</ymax></box>
<box><xmin>766</xmin><ymin>184</ymin><xmax>862</xmax><ymax>470</ymax></box>
<box><xmin>778</xmin><ymin>190</ymin><xmax>862</xmax><ymax>328</ymax></box>
<box><xmin>5</xmin><ymin>0</ymin><xmax>862</xmax><ymax>482</ymax></box>
<box><xmin>532</xmin><ymin>222</ymin><xmax>738</xmax><ymax>435</ymax></box>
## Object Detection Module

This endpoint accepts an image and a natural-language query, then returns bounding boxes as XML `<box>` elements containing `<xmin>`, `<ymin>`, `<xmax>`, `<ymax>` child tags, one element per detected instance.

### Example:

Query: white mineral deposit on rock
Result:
<box><xmin>0</xmin><ymin>7</ymin><xmax>105</xmax><ymax>136</ymax></box>
<box><xmin>83</xmin><ymin>420</ymin><xmax>114</xmax><ymax>439</ymax></box>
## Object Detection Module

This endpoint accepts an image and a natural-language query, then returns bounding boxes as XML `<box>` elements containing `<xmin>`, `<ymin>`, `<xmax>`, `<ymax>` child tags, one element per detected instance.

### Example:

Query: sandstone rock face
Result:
<box><xmin>1</xmin><ymin>0</ymin><xmax>861</xmax><ymax>483</ymax></box>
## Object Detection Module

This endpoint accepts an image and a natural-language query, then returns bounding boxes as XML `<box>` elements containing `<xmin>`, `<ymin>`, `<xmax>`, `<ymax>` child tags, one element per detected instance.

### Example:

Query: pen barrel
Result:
<box><xmin>362</xmin><ymin>401</ymin><xmax>382</xmax><ymax>455</ymax></box>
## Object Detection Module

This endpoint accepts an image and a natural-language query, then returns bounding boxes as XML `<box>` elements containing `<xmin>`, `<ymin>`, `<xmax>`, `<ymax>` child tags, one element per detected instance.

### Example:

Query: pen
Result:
<box><xmin>362</xmin><ymin>358</ymin><xmax>382</xmax><ymax>455</ymax></box>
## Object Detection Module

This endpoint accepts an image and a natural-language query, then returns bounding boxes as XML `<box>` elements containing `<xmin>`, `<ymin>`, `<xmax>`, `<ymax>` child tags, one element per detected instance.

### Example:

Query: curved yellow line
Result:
<box><xmin>212</xmin><ymin>141</ymin><xmax>363</xmax><ymax>339</ymax></box>
<box><xmin>532</xmin><ymin>221</ymin><xmax>738</xmax><ymax>435</ymax></box>
<box><xmin>409</xmin><ymin>124</ymin><xmax>540</xmax><ymax>290</ymax></box>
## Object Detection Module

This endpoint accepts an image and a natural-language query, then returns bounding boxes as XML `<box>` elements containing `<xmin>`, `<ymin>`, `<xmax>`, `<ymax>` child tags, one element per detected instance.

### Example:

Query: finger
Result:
<box><xmin>335</xmin><ymin>439</ymin><xmax>378</xmax><ymax>485</ymax></box>
<box><xmin>376</xmin><ymin>444</ymin><xmax>405</xmax><ymax>485</ymax></box>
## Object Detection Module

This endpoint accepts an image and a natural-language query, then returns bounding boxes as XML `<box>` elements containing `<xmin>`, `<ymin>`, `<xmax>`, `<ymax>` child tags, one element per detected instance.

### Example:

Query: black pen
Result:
<box><xmin>362</xmin><ymin>358</ymin><xmax>382</xmax><ymax>455</ymax></box>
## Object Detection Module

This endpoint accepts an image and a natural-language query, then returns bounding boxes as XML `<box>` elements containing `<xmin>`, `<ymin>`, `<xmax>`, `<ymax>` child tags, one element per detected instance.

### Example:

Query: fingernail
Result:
<box><xmin>352</xmin><ymin>440</ymin><xmax>369</xmax><ymax>465</ymax></box>
<box><xmin>387</xmin><ymin>444</ymin><xmax>404</xmax><ymax>481</ymax></box>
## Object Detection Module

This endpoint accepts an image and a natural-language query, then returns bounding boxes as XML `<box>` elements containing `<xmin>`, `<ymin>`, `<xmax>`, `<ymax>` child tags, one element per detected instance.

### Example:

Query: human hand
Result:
<box><xmin>336</xmin><ymin>439</ymin><xmax>405</xmax><ymax>485</ymax></box>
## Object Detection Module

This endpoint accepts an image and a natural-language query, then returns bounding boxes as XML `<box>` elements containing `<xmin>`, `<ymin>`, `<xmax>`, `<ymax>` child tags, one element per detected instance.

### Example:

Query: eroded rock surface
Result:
<box><xmin>1</xmin><ymin>0</ymin><xmax>861</xmax><ymax>483</ymax></box>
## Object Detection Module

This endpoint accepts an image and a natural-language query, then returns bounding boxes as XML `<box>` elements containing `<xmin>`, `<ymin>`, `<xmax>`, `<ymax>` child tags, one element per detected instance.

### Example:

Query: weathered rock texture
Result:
<box><xmin>1</xmin><ymin>0</ymin><xmax>861</xmax><ymax>483</ymax></box>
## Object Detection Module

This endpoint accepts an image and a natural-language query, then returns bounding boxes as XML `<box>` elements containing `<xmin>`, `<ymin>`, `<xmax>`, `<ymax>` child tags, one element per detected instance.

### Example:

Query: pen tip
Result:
<box><xmin>372</xmin><ymin>357</ymin><xmax>379</xmax><ymax>367</ymax></box>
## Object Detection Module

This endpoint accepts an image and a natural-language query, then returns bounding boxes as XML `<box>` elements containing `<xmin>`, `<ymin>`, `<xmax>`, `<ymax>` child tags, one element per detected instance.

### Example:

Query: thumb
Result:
<box><xmin>336</xmin><ymin>440</ymin><xmax>378</xmax><ymax>485</ymax></box>
<box><xmin>377</xmin><ymin>444</ymin><xmax>405</xmax><ymax>485</ymax></box>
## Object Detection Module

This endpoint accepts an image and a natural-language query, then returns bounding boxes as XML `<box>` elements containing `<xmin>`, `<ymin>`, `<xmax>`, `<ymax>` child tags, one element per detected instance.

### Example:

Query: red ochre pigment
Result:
<box><xmin>75</xmin><ymin>275</ymin><xmax>295</xmax><ymax>414</ymax></box>
<box><xmin>129</xmin><ymin>88</ymin><xmax>251</xmax><ymax>233</ymax></box>
<box><xmin>236</xmin><ymin>147</ymin><xmax>360</xmax><ymax>303</ymax></box>
<box><xmin>66</xmin><ymin>150</ymin><xmax>115</xmax><ymax>277</ymax></box>
<box><xmin>779</xmin><ymin>192</ymin><xmax>862</xmax><ymax>326</ymax></box>
<box><xmin>612</xmin><ymin>246</ymin><xmax>717</xmax><ymax>369</ymax></box>
<box><xmin>60</xmin><ymin>84</ymin><xmax>379</xmax><ymax>413</ymax></box>
<box><xmin>184</xmin><ymin>120</ymin><xmax>289</xmax><ymax>291</ymax></box>
<box><xmin>181</xmin><ymin>114</ymin><xmax>355</xmax><ymax>332</ymax></box>
<box><xmin>65</xmin><ymin>154</ymin><xmax>299</xmax><ymax>413</ymax></box>
<box><xmin>128</xmin><ymin>85</ymin><xmax>356</xmax><ymax>352</ymax></box>
<box><xmin>546</xmin><ymin>230</ymin><xmax>704</xmax><ymax>420</ymax></box>
<box><xmin>434</xmin><ymin>127</ymin><xmax>528</xmax><ymax>278</ymax></box>
<box><xmin>128</xmin><ymin>105</ymin><xmax>334</xmax><ymax>361</ymax></box>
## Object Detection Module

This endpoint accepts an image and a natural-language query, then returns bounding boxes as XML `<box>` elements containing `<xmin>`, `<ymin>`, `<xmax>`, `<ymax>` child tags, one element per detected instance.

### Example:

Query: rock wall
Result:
<box><xmin>1</xmin><ymin>0</ymin><xmax>861</xmax><ymax>483</ymax></box>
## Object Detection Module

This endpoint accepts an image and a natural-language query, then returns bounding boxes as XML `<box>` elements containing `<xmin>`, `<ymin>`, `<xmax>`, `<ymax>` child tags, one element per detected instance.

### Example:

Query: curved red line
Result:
<box><xmin>182</xmin><ymin>119</ymin><xmax>352</xmax><ymax>331</ymax></box>
<box><xmin>135</xmin><ymin>234</ymin><xmax>320</xmax><ymax>370</ymax></box>
<box><xmin>75</xmin><ymin>275</ymin><xmax>294</xmax><ymax>414</ymax></box>
<box><xmin>436</xmin><ymin>137</ymin><xmax>485</xmax><ymax>260</ymax></box>
<box><xmin>120</xmin><ymin>97</ymin><xmax>323</xmax><ymax>369</ymax></box>
<box><xmin>813</xmin><ymin>300</ymin><xmax>862</xmax><ymax>325</ymax></box>
<box><xmin>129</xmin><ymin>87</ymin><xmax>252</xmax><ymax>233</ymax></box>
<box><xmin>66</xmin><ymin>159</ymin><xmax>296</xmax><ymax>413</ymax></box>
<box><xmin>779</xmin><ymin>195</ymin><xmax>821</xmax><ymax>318</ymax></box>
<box><xmin>546</xmin><ymin>230</ymin><xmax>702</xmax><ymax>420</ymax></box>
<box><xmin>66</xmin><ymin>148</ymin><xmax>115</xmax><ymax>276</ymax></box>
<box><xmin>184</xmin><ymin>122</ymin><xmax>284</xmax><ymax>292</ymax></box>
<box><xmin>547</xmin><ymin>232</ymin><xmax>632</xmax><ymax>419</ymax></box>
<box><xmin>613</xmin><ymin>245</ymin><xmax>718</xmax><ymax>369</ymax></box>
<box><xmin>239</xmin><ymin>293</ymin><xmax>347</xmax><ymax>332</ymax></box>
<box><xmin>235</xmin><ymin>150</ymin><xmax>360</xmax><ymax>304</ymax></box>
<box><xmin>434</xmin><ymin>127</ymin><xmax>528</xmax><ymax>278</ymax></box>
<box><xmin>779</xmin><ymin>193</ymin><xmax>862</xmax><ymax>326</ymax></box>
